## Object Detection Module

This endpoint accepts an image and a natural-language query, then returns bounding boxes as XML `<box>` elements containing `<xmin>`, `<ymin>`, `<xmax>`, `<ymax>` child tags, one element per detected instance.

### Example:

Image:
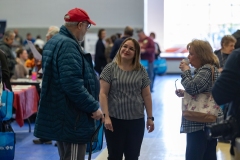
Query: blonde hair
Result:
<box><xmin>114</xmin><ymin>37</ymin><xmax>142</xmax><ymax>70</ymax></box>
<box><xmin>221</xmin><ymin>35</ymin><xmax>236</xmax><ymax>48</ymax></box>
<box><xmin>187</xmin><ymin>39</ymin><xmax>220</xmax><ymax>68</ymax></box>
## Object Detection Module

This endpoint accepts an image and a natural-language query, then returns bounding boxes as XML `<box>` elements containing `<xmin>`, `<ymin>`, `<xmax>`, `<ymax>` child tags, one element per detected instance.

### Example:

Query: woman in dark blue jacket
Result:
<box><xmin>94</xmin><ymin>29</ymin><xmax>107</xmax><ymax>74</ymax></box>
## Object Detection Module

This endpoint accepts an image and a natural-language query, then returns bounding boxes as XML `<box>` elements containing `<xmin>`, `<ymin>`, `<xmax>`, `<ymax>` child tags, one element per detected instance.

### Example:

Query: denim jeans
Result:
<box><xmin>186</xmin><ymin>130</ymin><xmax>217</xmax><ymax>160</ymax></box>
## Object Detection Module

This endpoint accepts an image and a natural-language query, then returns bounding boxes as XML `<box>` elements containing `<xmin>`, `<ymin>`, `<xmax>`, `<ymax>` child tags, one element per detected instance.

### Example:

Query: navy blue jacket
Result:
<box><xmin>34</xmin><ymin>25</ymin><xmax>100</xmax><ymax>143</ymax></box>
<box><xmin>94</xmin><ymin>39</ymin><xmax>106</xmax><ymax>74</ymax></box>
<box><xmin>110</xmin><ymin>36</ymin><xmax>128</xmax><ymax>60</ymax></box>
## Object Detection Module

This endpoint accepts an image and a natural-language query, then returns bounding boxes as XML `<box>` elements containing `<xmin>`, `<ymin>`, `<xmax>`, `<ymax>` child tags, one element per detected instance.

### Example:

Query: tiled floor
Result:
<box><xmin>12</xmin><ymin>75</ymin><xmax>232</xmax><ymax>160</ymax></box>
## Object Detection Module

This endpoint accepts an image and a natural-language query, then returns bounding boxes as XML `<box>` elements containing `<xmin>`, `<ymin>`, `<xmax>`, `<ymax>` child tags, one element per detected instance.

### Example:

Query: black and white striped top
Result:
<box><xmin>100</xmin><ymin>62</ymin><xmax>151</xmax><ymax>120</ymax></box>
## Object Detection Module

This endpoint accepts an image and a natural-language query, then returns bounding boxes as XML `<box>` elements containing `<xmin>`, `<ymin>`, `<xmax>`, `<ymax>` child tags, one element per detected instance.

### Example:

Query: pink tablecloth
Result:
<box><xmin>12</xmin><ymin>85</ymin><xmax>39</xmax><ymax>127</ymax></box>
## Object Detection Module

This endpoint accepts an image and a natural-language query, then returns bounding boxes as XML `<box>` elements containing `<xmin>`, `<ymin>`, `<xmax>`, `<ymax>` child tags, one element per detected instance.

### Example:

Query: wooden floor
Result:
<box><xmin>12</xmin><ymin>74</ymin><xmax>232</xmax><ymax>160</ymax></box>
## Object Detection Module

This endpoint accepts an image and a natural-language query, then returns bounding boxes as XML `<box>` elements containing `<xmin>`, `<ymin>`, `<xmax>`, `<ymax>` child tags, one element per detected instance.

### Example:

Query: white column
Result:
<box><xmin>144</xmin><ymin>0</ymin><xmax>164</xmax><ymax>50</ymax></box>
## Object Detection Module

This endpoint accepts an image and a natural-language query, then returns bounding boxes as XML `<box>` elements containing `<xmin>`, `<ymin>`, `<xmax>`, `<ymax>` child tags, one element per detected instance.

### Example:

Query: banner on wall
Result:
<box><xmin>0</xmin><ymin>20</ymin><xmax>7</xmax><ymax>39</ymax></box>
<box><xmin>84</xmin><ymin>33</ymin><xmax>98</xmax><ymax>56</ymax></box>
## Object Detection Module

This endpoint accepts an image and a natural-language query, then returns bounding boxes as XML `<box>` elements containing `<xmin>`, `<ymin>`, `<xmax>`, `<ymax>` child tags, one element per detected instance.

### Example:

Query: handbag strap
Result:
<box><xmin>210</xmin><ymin>65</ymin><xmax>215</xmax><ymax>86</ymax></box>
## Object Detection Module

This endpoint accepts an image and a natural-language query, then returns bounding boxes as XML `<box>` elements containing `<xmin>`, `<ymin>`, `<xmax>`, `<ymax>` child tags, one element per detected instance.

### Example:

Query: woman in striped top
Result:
<box><xmin>176</xmin><ymin>39</ymin><xmax>223</xmax><ymax>160</ymax></box>
<box><xmin>100</xmin><ymin>37</ymin><xmax>154</xmax><ymax>160</ymax></box>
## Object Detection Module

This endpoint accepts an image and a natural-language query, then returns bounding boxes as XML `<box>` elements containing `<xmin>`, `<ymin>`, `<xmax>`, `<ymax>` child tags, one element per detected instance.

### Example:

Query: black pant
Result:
<box><xmin>105</xmin><ymin>117</ymin><xmax>145</xmax><ymax>160</ymax></box>
<box><xmin>186</xmin><ymin>130</ymin><xmax>217</xmax><ymax>160</ymax></box>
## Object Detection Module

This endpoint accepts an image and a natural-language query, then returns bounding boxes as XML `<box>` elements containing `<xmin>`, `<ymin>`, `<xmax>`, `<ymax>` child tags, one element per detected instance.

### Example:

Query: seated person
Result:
<box><xmin>12</xmin><ymin>48</ymin><xmax>28</xmax><ymax>79</ymax></box>
<box><xmin>25</xmin><ymin>52</ymin><xmax>35</xmax><ymax>69</ymax></box>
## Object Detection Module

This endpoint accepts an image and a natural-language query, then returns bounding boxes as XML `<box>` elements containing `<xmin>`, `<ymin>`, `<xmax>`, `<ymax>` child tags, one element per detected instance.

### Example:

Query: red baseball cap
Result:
<box><xmin>64</xmin><ymin>8</ymin><xmax>96</xmax><ymax>25</ymax></box>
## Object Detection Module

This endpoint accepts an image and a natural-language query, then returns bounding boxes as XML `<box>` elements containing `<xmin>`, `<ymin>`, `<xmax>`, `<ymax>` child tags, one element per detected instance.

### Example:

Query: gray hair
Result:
<box><xmin>64</xmin><ymin>22</ymin><xmax>79</xmax><ymax>27</ymax></box>
<box><xmin>3</xmin><ymin>30</ymin><xmax>15</xmax><ymax>38</ymax></box>
<box><xmin>46</xmin><ymin>26</ymin><xmax>60</xmax><ymax>37</ymax></box>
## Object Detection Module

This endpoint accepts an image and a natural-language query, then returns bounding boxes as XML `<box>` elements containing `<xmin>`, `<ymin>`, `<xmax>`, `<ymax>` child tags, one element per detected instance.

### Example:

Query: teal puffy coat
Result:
<box><xmin>34</xmin><ymin>25</ymin><xmax>100</xmax><ymax>143</ymax></box>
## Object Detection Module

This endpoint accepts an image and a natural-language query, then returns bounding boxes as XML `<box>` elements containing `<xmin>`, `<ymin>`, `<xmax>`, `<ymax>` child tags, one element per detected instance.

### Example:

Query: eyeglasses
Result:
<box><xmin>82</xmin><ymin>22</ymin><xmax>91</xmax><ymax>29</ymax></box>
<box><xmin>175</xmin><ymin>79</ymin><xmax>178</xmax><ymax>91</ymax></box>
<box><xmin>77</xmin><ymin>22</ymin><xmax>91</xmax><ymax>29</ymax></box>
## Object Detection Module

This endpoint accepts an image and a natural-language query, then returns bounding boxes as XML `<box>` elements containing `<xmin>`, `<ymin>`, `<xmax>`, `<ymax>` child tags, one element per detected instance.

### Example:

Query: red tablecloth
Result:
<box><xmin>12</xmin><ymin>85</ymin><xmax>39</xmax><ymax>127</ymax></box>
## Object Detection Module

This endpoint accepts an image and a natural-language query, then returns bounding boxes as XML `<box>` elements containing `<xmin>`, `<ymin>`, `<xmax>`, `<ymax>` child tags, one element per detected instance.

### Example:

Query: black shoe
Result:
<box><xmin>54</xmin><ymin>142</ymin><xmax>57</xmax><ymax>147</ymax></box>
<box><xmin>33</xmin><ymin>138</ymin><xmax>52</xmax><ymax>144</ymax></box>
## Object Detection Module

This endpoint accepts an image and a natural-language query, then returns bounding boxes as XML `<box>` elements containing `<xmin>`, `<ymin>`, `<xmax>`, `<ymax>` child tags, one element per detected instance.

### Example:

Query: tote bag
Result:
<box><xmin>0</xmin><ymin>122</ymin><xmax>15</xmax><ymax>160</ymax></box>
<box><xmin>182</xmin><ymin>66</ymin><xmax>220</xmax><ymax>123</ymax></box>
<box><xmin>0</xmin><ymin>84</ymin><xmax>14</xmax><ymax>121</ymax></box>
<box><xmin>154</xmin><ymin>58</ymin><xmax>167</xmax><ymax>75</ymax></box>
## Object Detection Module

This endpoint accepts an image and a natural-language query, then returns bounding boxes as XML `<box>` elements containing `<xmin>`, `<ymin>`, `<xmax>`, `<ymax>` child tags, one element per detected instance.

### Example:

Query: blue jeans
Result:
<box><xmin>186</xmin><ymin>130</ymin><xmax>217</xmax><ymax>160</ymax></box>
<box><xmin>147</xmin><ymin>62</ymin><xmax>154</xmax><ymax>92</ymax></box>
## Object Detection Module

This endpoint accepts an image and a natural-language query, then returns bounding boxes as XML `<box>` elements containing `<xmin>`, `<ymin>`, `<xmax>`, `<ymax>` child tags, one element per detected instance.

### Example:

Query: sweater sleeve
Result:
<box><xmin>212</xmin><ymin>49</ymin><xmax>240</xmax><ymax>105</ymax></box>
<box><xmin>181</xmin><ymin>66</ymin><xmax>212</xmax><ymax>95</ymax></box>
<box><xmin>58</xmin><ymin>42</ymin><xmax>99</xmax><ymax>113</ymax></box>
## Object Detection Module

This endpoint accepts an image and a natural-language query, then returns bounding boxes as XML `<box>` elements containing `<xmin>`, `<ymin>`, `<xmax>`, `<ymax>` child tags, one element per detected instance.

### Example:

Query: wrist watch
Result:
<box><xmin>147</xmin><ymin>117</ymin><xmax>154</xmax><ymax>121</ymax></box>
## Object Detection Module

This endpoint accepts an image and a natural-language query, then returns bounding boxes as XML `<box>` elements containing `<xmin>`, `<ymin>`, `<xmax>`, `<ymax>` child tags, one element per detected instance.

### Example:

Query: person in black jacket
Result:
<box><xmin>0</xmin><ymin>30</ymin><xmax>16</xmax><ymax>78</ymax></box>
<box><xmin>0</xmin><ymin>49</ymin><xmax>12</xmax><ymax>91</ymax></box>
<box><xmin>212</xmin><ymin>48</ymin><xmax>240</xmax><ymax>160</ymax></box>
<box><xmin>94</xmin><ymin>29</ymin><xmax>107</xmax><ymax>74</ymax></box>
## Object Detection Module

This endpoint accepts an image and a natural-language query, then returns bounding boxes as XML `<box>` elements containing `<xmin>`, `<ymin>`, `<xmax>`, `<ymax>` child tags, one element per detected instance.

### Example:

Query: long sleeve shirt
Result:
<box><xmin>180</xmin><ymin>64</ymin><xmax>223</xmax><ymax>133</ymax></box>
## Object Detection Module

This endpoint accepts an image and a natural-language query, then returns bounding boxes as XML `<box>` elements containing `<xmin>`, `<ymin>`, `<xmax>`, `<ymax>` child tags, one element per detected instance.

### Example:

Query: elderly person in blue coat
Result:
<box><xmin>34</xmin><ymin>8</ymin><xmax>104</xmax><ymax>160</ymax></box>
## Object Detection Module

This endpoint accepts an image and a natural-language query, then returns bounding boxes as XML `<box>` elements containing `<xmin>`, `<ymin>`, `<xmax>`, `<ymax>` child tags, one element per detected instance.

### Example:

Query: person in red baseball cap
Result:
<box><xmin>64</xmin><ymin>8</ymin><xmax>96</xmax><ymax>26</ymax></box>
<box><xmin>34</xmin><ymin>8</ymin><xmax>104</xmax><ymax>160</ymax></box>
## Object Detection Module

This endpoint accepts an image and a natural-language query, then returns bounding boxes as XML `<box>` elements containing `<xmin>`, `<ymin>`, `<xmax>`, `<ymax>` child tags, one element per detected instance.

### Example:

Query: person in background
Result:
<box><xmin>0</xmin><ymin>30</ymin><xmax>16</xmax><ymax>78</ymax></box>
<box><xmin>12</xmin><ymin>29</ymin><xmax>23</xmax><ymax>52</ymax></box>
<box><xmin>175</xmin><ymin>39</ymin><xmax>223</xmax><ymax>160</ymax></box>
<box><xmin>34</xmin><ymin>35</ymin><xmax>45</xmax><ymax>49</ymax></box>
<box><xmin>46</xmin><ymin>26</ymin><xmax>60</xmax><ymax>41</ymax></box>
<box><xmin>25</xmin><ymin>52</ymin><xmax>35</xmax><ymax>69</ymax></box>
<box><xmin>23</xmin><ymin>33</ymin><xmax>36</xmax><ymax>52</ymax></box>
<box><xmin>34</xmin><ymin>8</ymin><xmax>104</xmax><ymax>160</ymax></box>
<box><xmin>32</xmin><ymin>26</ymin><xmax>59</xmax><ymax>145</ymax></box>
<box><xmin>94</xmin><ymin>28</ymin><xmax>107</xmax><ymax>74</ymax></box>
<box><xmin>213</xmin><ymin>35</ymin><xmax>236</xmax><ymax>129</ymax></box>
<box><xmin>149</xmin><ymin>32</ymin><xmax>161</xmax><ymax>59</ymax></box>
<box><xmin>116</xmin><ymin>33</ymin><xmax>122</xmax><ymax>39</ymax></box>
<box><xmin>12</xmin><ymin>48</ymin><xmax>28</xmax><ymax>79</ymax></box>
<box><xmin>137</xmin><ymin>29</ymin><xmax>155</xmax><ymax>92</ymax></box>
<box><xmin>110</xmin><ymin>34</ymin><xmax>117</xmax><ymax>44</ymax></box>
<box><xmin>104</xmin><ymin>37</ymin><xmax>113</xmax><ymax>63</ymax></box>
<box><xmin>23</xmin><ymin>33</ymin><xmax>35</xmax><ymax>45</ymax></box>
<box><xmin>212</xmin><ymin>48</ymin><xmax>240</xmax><ymax>160</ymax></box>
<box><xmin>100</xmin><ymin>37</ymin><xmax>154</xmax><ymax>160</ymax></box>
<box><xmin>110</xmin><ymin>26</ymin><xmax>133</xmax><ymax>60</ymax></box>
<box><xmin>149</xmin><ymin>32</ymin><xmax>161</xmax><ymax>86</ymax></box>
<box><xmin>214</xmin><ymin>35</ymin><xmax>236</xmax><ymax>72</ymax></box>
